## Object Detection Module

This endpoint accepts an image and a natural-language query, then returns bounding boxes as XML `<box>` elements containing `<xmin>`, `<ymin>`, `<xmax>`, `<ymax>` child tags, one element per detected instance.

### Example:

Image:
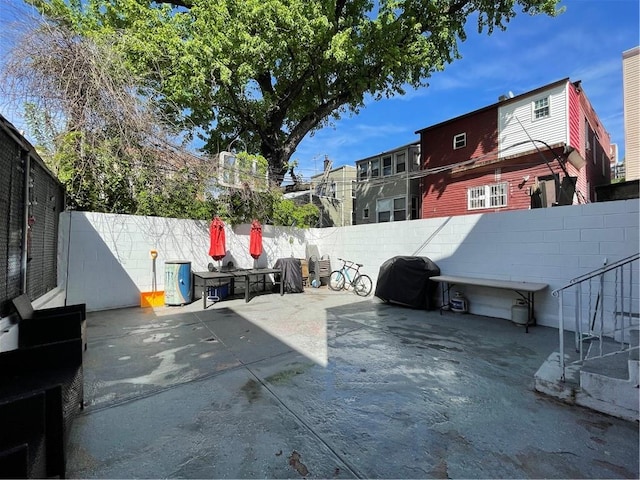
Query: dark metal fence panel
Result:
<box><xmin>0</xmin><ymin>116</ymin><xmax>64</xmax><ymax>315</ymax></box>
<box><xmin>0</xmin><ymin>127</ymin><xmax>25</xmax><ymax>315</ymax></box>
<box><xmin>26</xmin><ymin>160</ymin><xmax>64</xmax><ymax>299</ymax></box>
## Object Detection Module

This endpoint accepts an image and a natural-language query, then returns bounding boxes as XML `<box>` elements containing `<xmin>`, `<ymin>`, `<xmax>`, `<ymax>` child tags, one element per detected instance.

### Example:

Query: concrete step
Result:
<box><xmin>578</xmin><ymin>356</ymin><xmax>639</xmax><ymax>422</ymax></box>
<box><xmin>630</xmin><ymin>329</ymin><xmax>639</xmax><ymax>361</ymax></box>
<box><xmin>534</xmin><ymin>351</ymin><xmax>581</xmax><ymax>404</ymax></box>
<box><xmin>534</xmin><ymin>347</ymin><xmax>639</xmax><ymax>422</ymax></box>
<box><xmin>582</xmin><ymin>338</ymin><xmax>632</xmax><ymax>379</ymax></box>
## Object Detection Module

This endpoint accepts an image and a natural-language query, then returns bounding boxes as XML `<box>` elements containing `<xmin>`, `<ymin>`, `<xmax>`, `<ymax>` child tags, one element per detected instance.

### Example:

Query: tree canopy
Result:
<box><xmin>3</xmin><ymin>11</ymin><xmax>320</xmax><ymax>226</ymax></box>
<box><xmin>26</xmin><ymin>0</ymin><xmax>561</xmax><ymax>184</ymax></box>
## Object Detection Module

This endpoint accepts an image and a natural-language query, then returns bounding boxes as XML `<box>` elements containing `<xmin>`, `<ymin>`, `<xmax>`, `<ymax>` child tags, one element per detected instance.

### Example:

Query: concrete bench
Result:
<box><xmin>430</xmin><ymin>275</ymin><xmax>548</xmax><ymax>333</ymax></box>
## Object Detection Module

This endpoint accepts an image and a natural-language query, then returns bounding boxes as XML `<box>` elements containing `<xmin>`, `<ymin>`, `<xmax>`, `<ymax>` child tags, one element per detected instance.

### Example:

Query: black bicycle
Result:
<box><xmin>328</xmin><ymin>258</ymin><xmax>373</xmax><ymax>296</ymax></box>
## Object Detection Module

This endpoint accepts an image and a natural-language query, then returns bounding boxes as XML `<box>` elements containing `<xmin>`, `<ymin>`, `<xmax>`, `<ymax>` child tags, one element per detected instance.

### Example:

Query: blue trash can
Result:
<box><xmin>165</xmin><ymin>260</ymin><xmax>192</xmax><ymax>305</ymax></box>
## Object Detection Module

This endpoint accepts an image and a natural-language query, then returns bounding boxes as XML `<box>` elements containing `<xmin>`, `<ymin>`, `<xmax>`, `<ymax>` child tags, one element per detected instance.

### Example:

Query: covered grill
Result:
<box><xmin>374</xmin><ymin>256</ymin><xmax>441</xmax><ymax>310</ymax></box>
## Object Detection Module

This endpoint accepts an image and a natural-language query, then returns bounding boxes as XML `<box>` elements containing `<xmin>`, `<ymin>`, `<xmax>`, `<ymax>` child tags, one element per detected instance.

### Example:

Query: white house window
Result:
<box><xmin>377</xmin><ymin>198</ymin><xmax>391</xmax><ymax>222</ymax></box>
<box><xmin>468</xmin><ymin>183</ymin><xmax>508</xmax><ymax>210</ymax></box>
<box><xmin>330</xmin><ymin>181</ymin><xmax>337</xmax><ymax>198</ymax></box>
<box><xmin>219</xmin><ymin>152</ymin><xmax>237</xmax><ymax>186</ymax></box>
<box><xmin>453</xmin><ymin>133</ymin><xmax>466</xmax><ymax>149</ymax></box>
<box><xmin>395</xmin><ymin>152</ymin><xmax>406</xmax><ymax>173</ymax></box>
<box><xmin>351</xmin><ymin>180</ymin><xmax>356</xmax><ymax>198</ymax></box>
<box><xmin>377</xmin><ymin>197</ymin><xmax>406</xmax><ymax>222</ymax></box>
<box><xmin>358</xmin><ymin>162</ymin><xmax>368</xmax><ymax>181</ymax></box>
<box><xmin>533</xmin><ymin>97</ymin><xmax>550</xmax><ymax>119</ymax></box>
<box><xmin>371</xmin><ymin>158</ymin><xmax>380</xmax><ymax>178</ymax></box>
<box><xmin>382</xmin><ymin>155</ymin><xmax>392</xmax><ymax>176</ymax></box>
<box><xmin>393</xmin><ymin>198</ymin><xmax>406</xmax><ymax>221</ymax></box>
<box><xmin>489</xmin><ymin>183</ymin><xmax>507</xmax><ymax>207</ymax></box>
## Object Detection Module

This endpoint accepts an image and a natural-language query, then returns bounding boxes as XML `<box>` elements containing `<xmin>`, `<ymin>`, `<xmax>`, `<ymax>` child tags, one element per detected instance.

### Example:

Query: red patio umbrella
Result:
<box><xmin>249</xmin><ymin>219</ymin><xmax>263</xmax><ymax>260</ymax></box>
<box><xmin>208</xmin><ymin>216</ymin><xmax>226</xmax><ymax>261</ymax></box>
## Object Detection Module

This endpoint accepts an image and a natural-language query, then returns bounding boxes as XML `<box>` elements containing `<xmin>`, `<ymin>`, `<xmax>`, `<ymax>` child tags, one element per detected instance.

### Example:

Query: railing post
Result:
<box><xmin>576</xmin><ymin>285</ymin><xmax>583</xmax><ymax>360</ymax></box>
<box><xmin>620</xmin><ymin>265</ymin><xmax>625</xmax><ymax>350</ymax></box>
<box><xmin>553</xmin><ymin>253</ymin><xmax>639</xmax><ymax>381</ymax></box>
<box><xmin>629</xmin><ymin>263</ymin><xmax>634</xmax><ymax>348</ymax></box>
<box><xmin>559</xmin><ymin>290</ymin><xmax>565</xmax><ymax>382</ymax></box>
<box><xmin>599</xmin><ymin>270</ymin><xmax>604</xmax><ymax>357</ymax></box>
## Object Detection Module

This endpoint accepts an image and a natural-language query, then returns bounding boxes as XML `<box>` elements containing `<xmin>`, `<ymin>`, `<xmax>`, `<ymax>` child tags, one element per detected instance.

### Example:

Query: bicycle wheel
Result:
<box><xmin>328</xmin><ymin>270</ymin><xmax>346</xmax><ymax>291</ymax></box>
<box><xmin>353</xmin><ymin>274</ymin><xmax>372</xmax><ymax>296</ymax></box>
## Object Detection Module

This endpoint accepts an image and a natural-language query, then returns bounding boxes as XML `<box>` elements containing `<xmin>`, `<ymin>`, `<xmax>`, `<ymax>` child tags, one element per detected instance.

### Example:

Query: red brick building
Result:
<box><xmin>417</xmin><ymin>78</ymin><xmax>612</xmax><ymax>219</ymax></box>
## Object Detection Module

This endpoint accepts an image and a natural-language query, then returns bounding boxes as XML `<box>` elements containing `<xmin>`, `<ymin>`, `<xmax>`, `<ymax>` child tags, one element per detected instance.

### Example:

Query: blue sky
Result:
<box><xmin>293</xmin><ymin>0</ymin><xmax>640</xmax><ymax>179</ymax></box>
<box><xmin>1</xmin><ymin>0</ymin><xmax>638</xmax><ymax>183</ymax></box>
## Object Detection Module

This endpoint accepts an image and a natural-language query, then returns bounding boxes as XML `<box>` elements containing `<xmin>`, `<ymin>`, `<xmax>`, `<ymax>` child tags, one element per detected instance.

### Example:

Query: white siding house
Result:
<box><xmin>498</xmin><ymin>83</ymin><xmax>568</xmax><ymax>157</ymax></box>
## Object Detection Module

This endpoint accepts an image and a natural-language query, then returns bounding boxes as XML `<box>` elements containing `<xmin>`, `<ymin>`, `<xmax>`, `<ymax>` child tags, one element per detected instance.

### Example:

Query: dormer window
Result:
<box><xmin>533</xmin><ymin>97</ymin><xmax>550</xmax><ymax>119</ymax></box>
<box><xmin>453</xmin><ymin>133</ymin><xmax>466</xmax><ymax>149</ymax></box>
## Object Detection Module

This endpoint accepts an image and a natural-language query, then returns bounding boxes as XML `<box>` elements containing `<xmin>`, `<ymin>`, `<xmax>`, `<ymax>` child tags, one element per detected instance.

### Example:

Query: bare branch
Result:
<box><xmin>1</xmin><ymin>17</ymin><xmax>207</xmax><ymax>210</ymax></box>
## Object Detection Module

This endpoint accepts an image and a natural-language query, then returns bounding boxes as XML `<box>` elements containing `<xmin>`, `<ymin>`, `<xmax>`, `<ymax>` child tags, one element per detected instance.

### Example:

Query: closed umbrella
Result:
<box><xmin>208</xmin><ymin>217</ymin><xmax>226</xmax><ymax>262</ymax></box>
<box><xmin>249</xmin><ymin>219</ymin><xmax>263</xmax><ymax>261</ymax></box>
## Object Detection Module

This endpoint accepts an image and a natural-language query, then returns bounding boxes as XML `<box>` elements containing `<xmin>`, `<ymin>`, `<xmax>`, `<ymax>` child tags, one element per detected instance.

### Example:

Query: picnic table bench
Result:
<box><xmin>430</xmin><ymin>275</ymin><xmax>548</xmax><ymax>333</ymax></box>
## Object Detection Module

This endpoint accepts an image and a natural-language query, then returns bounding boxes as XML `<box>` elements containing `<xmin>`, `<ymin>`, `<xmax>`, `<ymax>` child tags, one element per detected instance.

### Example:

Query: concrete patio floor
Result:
<box><xmin>67</xmin><ymin>287</ymin><xmax>639</xmax><ymax>479</ymax></box>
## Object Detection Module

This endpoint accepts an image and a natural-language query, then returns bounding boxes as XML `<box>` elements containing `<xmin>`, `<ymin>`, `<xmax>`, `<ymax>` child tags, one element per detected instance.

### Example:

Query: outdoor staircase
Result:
<box><xmin>534</xmin><ymin>254</ymin><xmax>639</xmax><ymax>422</ymax></box>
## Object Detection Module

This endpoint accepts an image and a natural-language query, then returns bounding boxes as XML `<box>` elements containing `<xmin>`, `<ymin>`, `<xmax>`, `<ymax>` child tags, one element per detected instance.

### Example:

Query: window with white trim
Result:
<box><xmin>453</xmin><ymin>133</ymin><xmax>466</xmax><ymax>149</ymax></box>
<box><xmin>371</xmin><ymin>158</ymin><xmax>380</xmax><ymax>177</ymax></box>
<box><xmin>395</xmin><ymin>152</ymin><xmax>406</xmax><ymax>173</ymax></box>
<box><xmin>533</xmin><ymin>97</ymin><xmax>550</xmax><ymax>119</ymax></box>
<box><xmin>393</xmin><ymin>198</ymin><xmax>406</xmax><ymax>221</ymax></box>
<box><xmin>358</xmin><ymin>162</ymin><xmax>368</xmax><ymax>181</ymax></box>
<box><xmin>411</xmin><ymin>196</ymin><xmax>419</xmax><ymax>219</ymax></box>
<box><xmin>382</xmin><ymin>155</ymin><xmax>392</xmax><ymax>176</ymax></box>
<box><xmin>376</xmin><ymin>196</ymin><xmax>406</xmax><ymax>222</ymax></box>
<box><xmin>377</xmin><ymin>199</ymin><xmax>391</xmax><ymax>222</ymax></box>
<box><xmin>221</xmin><ymin>152</ymin><xmax>236</xmax><ymax>186</ymax></box>
<box><xmin>467</xmin><ymin>183</ymin><xmax>508</xmax><ymax>210</ymax></box>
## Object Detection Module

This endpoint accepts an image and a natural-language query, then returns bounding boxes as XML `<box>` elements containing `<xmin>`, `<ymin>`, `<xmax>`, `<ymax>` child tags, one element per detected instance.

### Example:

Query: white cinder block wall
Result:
<box><xmin>51</xmin><ymin>199</ymin><xmax>638</xmax><ymax>329</ymax></box>
<box><xmin>57</xmin><ymin>212</ymin><xmax>308</xmax><ymax>311</ymax></box>
<box><xmin>308</xmin><ymin>199</ymin><xmax>639</xmax><ymax>327</ymax></box>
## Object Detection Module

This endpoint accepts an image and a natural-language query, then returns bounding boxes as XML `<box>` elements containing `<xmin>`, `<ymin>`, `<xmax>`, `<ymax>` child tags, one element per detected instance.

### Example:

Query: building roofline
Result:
<box><xmin>309</xmin><ymin>164</ymin><xmax>356</xmax><ymax>180</ymax></box>
<box><xmin>354</xmin><ymin>140</ymin><xmax>420</xmax><ymax>165</ymax></box>
<box><xmin>415</xmin><ymin>78</ymin><xmax>570</xmax><ymax>135</ymax></box>
<box><xmin>623</xmin><ymin>46</ymin><xmax>640</xmax><ymax>58</ymax></box>
<box><xmin>0</xmin><ymin>112</ymin><xmax>33</xmax><ymax>151</ymax></box>
<box><xmin>0</xmin><ymin>112</ymin><xmax>64</xmax><ymax>188</ymax></box>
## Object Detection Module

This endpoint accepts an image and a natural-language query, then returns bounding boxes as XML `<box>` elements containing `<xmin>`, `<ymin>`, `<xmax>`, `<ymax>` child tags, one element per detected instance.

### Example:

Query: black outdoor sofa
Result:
<box><xmin>0</xmin><ymin>295</ymin><xmax>86</xmax><ymax>478</ymax></box>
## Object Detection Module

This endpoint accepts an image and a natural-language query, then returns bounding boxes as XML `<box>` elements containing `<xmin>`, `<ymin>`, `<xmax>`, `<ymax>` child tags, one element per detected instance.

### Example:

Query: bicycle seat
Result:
<box><xmin>356</xmin><ymin>263</ymin><xmax>363</xmax><ymax>267</ymax></box>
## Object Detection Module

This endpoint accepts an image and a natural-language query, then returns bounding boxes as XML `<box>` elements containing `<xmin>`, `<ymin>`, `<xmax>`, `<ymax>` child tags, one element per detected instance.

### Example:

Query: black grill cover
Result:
<box><xmin>375</xmin><ymin>256</ymin><xmax>440</xmax><ymax>310</ymax></box>
<box><xmin>274</xmin><ymin>258</ymin><xmax>304</xmax><ymax>293</ymax></box>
